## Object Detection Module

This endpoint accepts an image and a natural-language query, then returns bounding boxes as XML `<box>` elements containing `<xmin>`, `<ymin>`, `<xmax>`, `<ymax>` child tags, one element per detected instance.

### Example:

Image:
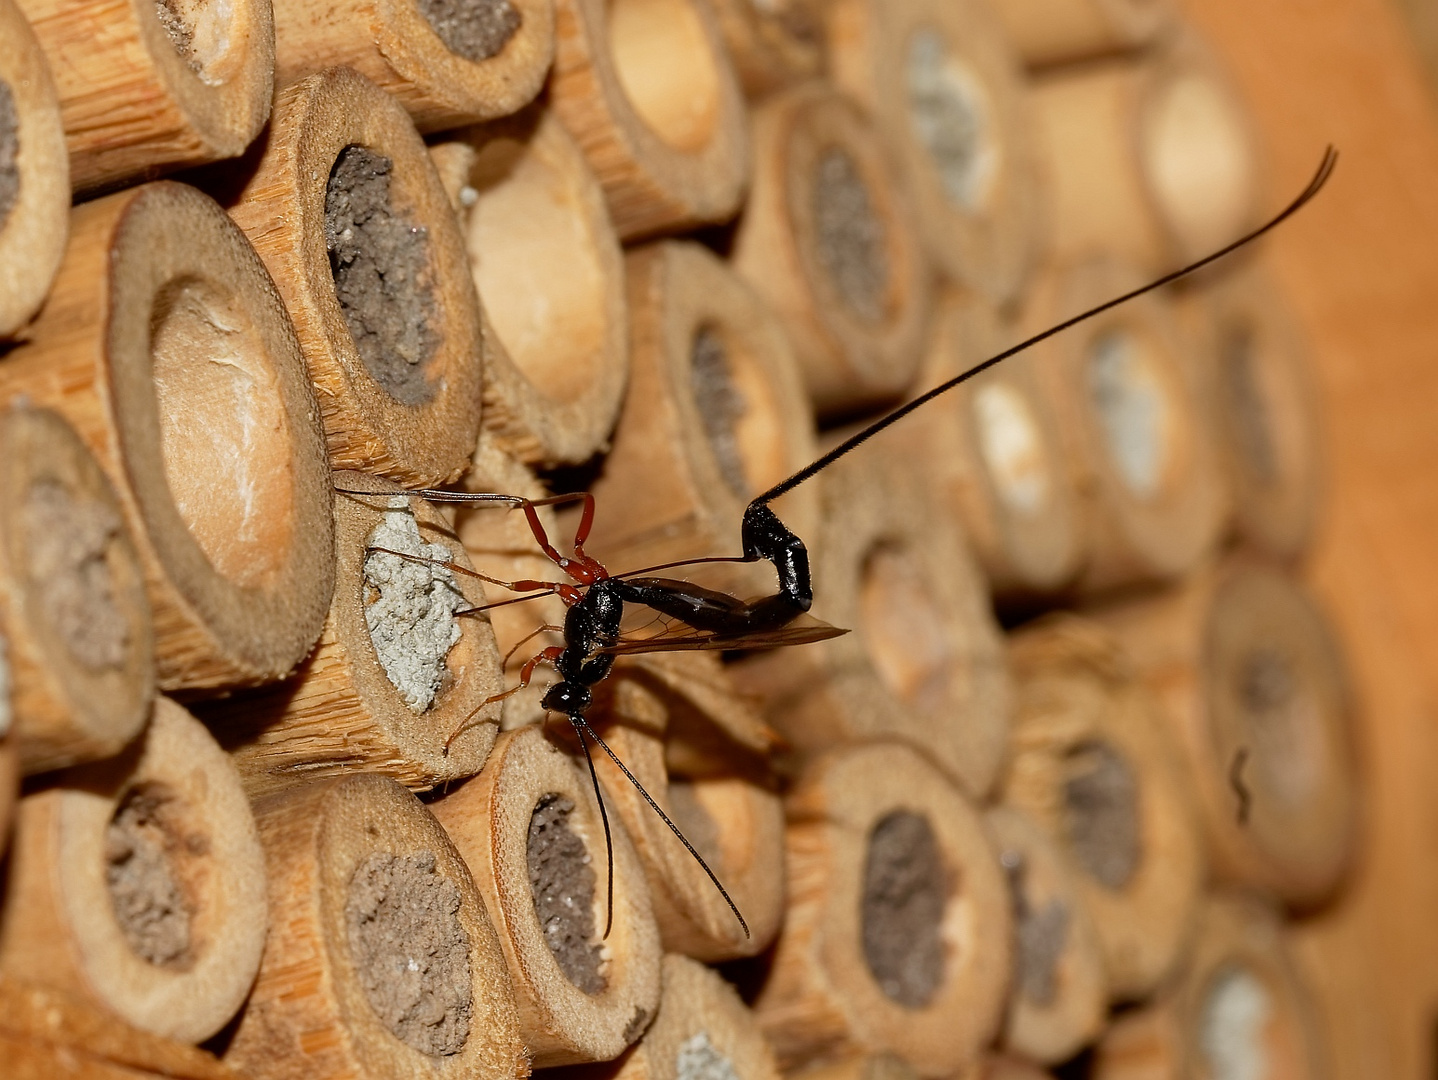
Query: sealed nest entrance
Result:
<box><xmin>1220</xmin><ymin>321</ymin><xmax>1280</xmax><ymax>486</ymax></box>
<box><xmin>528</xmin><ymin>793</ymin><xmax>607</xmax><ymax>995</ymax></box>
<box><xmin>676</xmin><ymin>1030</ymin><xmax>741</xmax><ymax>1080</ymax></box>
<box><xmin>812</xmin><ymin>147</ymin><xmax>890</xmax><ymax>324</ymax></box>
<box><xmin>325</xmin><ymin>145</ymin><xmax>441</xmax><ymax>406</ymax></box>
<box><xmin>104</xmin><ymin>783</ymin><xmax>201</xmax><ymax>970</ymax></box>
<box><xmin>609</xmin><ymin>0</ymin><xmax>723</xmax><ymax>152</ymax></box>
<box><xmin>0</xmin><ymin>79</ymin><xmax>17</xmax><ymax>230</ymax></box>
<box><xmin>667</xmin><ymin>780</ymin><xmax>724</xmax><ymax>872</ymax></box>
<box><xmin>972</xmin><ymin>380</ymin><xmax>1050</xmax><ymax>517</ymax></box>
<box><xmin>861</xmin><ymin>810</ymin><xmax>946</xmax><ymax>1009</ymax></box>
<box><xmin>690</xmin><ymin>326</ymin><xmax>751</xmax><ymax>499</ymax></box>
<box><xmin>1062</xmin><ymin>740</ymin><xmax>1140</xmax><ymax>890</ymax></box>
<box><xmin>1001</xmin><ymin>850</ymin><xmax>1070</xmax><ymax>1008</ymax></box>
<box><xmin>345</xmin><ymin>850</ymin><xmax>474</xmax><ymax>1057</ymax></box>
<box><xmin>153</xmin><ymin>0</ymin><xmax>243</xmax><ymax>79</ymax></box>
<box><xmin>905</xmin><ymin>27</ymin><xmax>998</xmax><ymax>212</ymax></box>
<box><xmin>417</xmin><ymin>0</ymin><xmax>522</xmax><ymax>62</ymax></box>
<box><xmin>1197</xmin><ymin>965</ymin><xmax>1273</xmax><ymax>1080</ymax></box>
<box><xmin>1236</xmin><ymin>646</ymin><xmax>1322</xmax><ymax>808</ymax></box>
<box><xmin>859</xmin><ymin>543</ymin><xmax>954</xmax><ymax>714</ymax></box>
<box><xmin>1085</xmin><ymin>328</ymin><xmax>1173</xmax><ymax>500</ymax></box>
<box><xmin>23</xmin><ymin>480</ymin><xmax>130</xmax><ymax>671</ymax></box>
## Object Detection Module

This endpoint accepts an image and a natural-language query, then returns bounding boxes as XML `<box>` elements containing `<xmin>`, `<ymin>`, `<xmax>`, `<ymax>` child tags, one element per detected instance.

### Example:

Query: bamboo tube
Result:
<box><xmin>989</xmin><ymin>0</ymin><xmax>1176</xmax><ymax>69</ymax></box>
<box><xmin>589</xmin><ymin>673</ymin><xmax>785</xmax><ymax>962</ymax></box>
<box><xmin>709</xmin><ymin>0</ymin><xmax>825</xmax><ymax>99</ymax></box>
<box><xmin>224</xmin><ymin>772</ymin><xmax>526</xmax><ymax>1080</ymax></box>
<box><xmin>970</xmin><ymin>1057</ymin><xmax>1053</xmax><ymax>1080</ymax></box>
<box><xmin>0</xmin><ymin>975</ymin><xmax>237</xmax><ymax>1080</ymax></box>
<box><xmin>225</xmin><ymin>67</ymin><xmax>486</xmax><ymax>487</ymax></box>
<box><xmin>826</xmin><ymin>0</ymin><xmax>1043</xmax><ymax>304</ymax></box>
<box><xmin>582</xmin><ymin>239</ymin><xmax>819</xmax><ymax>600</ymax></box>
<box><xmin>431</xmin><ymin>723</ymin><xmax>663</xmax><ymax>1066</ymax></box>
<box><xmin>0</xmin><ymin>733</ymin><xmax>14</xmax><ymax>849</ymax></box>
<box><xmin>1003</xmin><ymin>616</ymin><xmax>1204</xmax><ymax>1002</ymax></box>
<box><xmin>269</xmin><ymin>0</ymin><xmax>552</xmax><ymax>132</ymax></box>
<box><xmin>0</xmin><ymin>698</ymin><xmax>267</xmax><ymax>1044</ymax></box>
<box><xmin>430</xmin><ymin>106</ymin><xmax>628</xmax><ymax>468</ymax></box>
<box><xmin>789</xmin><ymin>1053</ymin><xmax>920</xmax><ymax>1080</ymax></box>
<box><xmin>16</xmin><ymin>0</ymin><xmax>272</xmax><ymax>194</ymax></box>
<box><xmin>0</xmin><ymin>182</ymin><xmax>335</xmax><ymax>692</ymax></box>
<box><xmin>985</xmin><ymin>806</ymin><xmax>1106</xmax><ymax>1066</ymax></box>
<box><xmin>549</xmin><ymin>0</ymin><xmax>750</xmax><ymax>240</ymax></box>
<box><xmin>731</xmin><ymin>443</ymin><xmax>1010</xmax><ymax>801</ymax></box>
<box><xmin>209</xmin><ymin>472</ymin><xmax>506</xmax><ymax>798</ymax></box>
<box><xmin>733</xmin><ymin>82</ymin><xmax>932</xmax><ymax>417</ymax></box>
<box><xmin>1024</xmin><ymin>255</ymin><xmax>1227</xmax><ymax>594</ymax></box>
<box><xmin>1092</xmin><ymin>892</ymin><xmax>1325</xmax><ymax>1080</ymax></box>
<box><xmin>0</xmin><ymin>0</ymin><xmax>66</xmax><ymax>339</ymax></box>
<box><xmin>909</xmin><ymin>289</ymin><xmax>1084</xmax><ymax>599</ymax></box>
<box><xmin>754</xmin><ymin>741</ymin><xmax>1012</xmax><ymax>1077</ymax></box>
<box><xmin>0</xmin><ymin>406</ymin><xmax>154</xmax><ymax>775</ymax></box>
<box><xmin>556</xmin><ymin>954</ymin><xmax>781</xmax><ymax>1080</ymax></box>
<box><xmin>1029</xmin><ymin>34</ymin><xmax>1262</xmax><ymax>272</ymax></box>
<box><xmin>1089</xmin><ymin>560</ymin><xmax>1358</xmax><ymax>908</ymax></box>
<box><xmin>1179</xmin><ymin>263</ymin><xmax>1323</xmax><ymax>561</ymax></box>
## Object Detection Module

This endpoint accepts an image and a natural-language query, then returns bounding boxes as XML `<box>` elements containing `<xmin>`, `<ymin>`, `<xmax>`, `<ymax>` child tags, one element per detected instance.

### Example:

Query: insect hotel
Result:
<box><xmin>0</xmin><ymin>0</ymin><xmax>1433</xmax><ymax>1076</ymax></box>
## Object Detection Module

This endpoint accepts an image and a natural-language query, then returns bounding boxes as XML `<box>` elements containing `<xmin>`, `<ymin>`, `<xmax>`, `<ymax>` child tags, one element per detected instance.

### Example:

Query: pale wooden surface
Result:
<box><xmin>1174</xmin><ymin>1</ymin><xmax>1438</xmax><ymax>1076</ymax></box>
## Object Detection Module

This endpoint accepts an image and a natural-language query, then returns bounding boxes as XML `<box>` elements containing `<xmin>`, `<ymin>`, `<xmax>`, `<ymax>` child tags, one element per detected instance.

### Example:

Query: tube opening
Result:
<box><xmin>689</xmin><ymin>323</ymin><xmax>788</xmax><ymax>500</ymax></box>
<box><xmin>325</xmin><ymin>145</ymin><xmax>441</xmax><ymax>406</ymax></box>
<box><xmin>972</xmin><ymin>380</ymin><xmax>1051</xmax><ymax>517</ymax></box>
<box><xmin>861</xmin><ymin>810</ymin><xmax>947</xmax><ymax>1009</ymax></box>
<box><xmin>463</xmin><ymin>134</ymin><xmax>608</xmax><ymax>406</ymax></box>
<box><xmin>1085</xmin><ymin>327</ymin><xmax>1173</xmax><ymax>499</ymax></box>
<box><xmin>1220</xmin><ymin>319</ymin><xmax>1281</xmax><ymax>486</ymax></box>
<box><xmin>418</xmin><ymin>0</ymin><xmax>522</xmax><ymax>62</ymax></box>
<box><xmin>859</xmin><ymin>543</ymin><xmax>955</xmax><ymax>713</ymax></box>
<box><xmin>528</xmin><ymin>792</ymin><xmax>608</xmax><ymax>994</ymax></box>
<box><xmin>608</xmin><ymin>0</ymin><xmax>723</xmax><ymax>152</ymax></box>
<box><xmin>1235</xmin><ymin>646</ymin><xmax>1324</xmax><ymax>809</ymax></box>
<box><xmin>676</xmin><ymin>1030</ymin><xmax>740</xmax><ymax>1080</ymax></box>
<box><xmin>1062</xmin><ymin>740</ymin><xmax>1140</xmax><ymax>890</ymax></box>
<box><xmin>150</xmin><ymin>275</ymin><xmax>297</xmax><ymax>588</ymax></box>
<box><xmin>153</xmin><ymin>0</ymin><xmax>244</xmax><ymax>83</ymax></box>
<box><xmin>812</xmin><ymin>146</ymin><xmax>891</xmax><ymax>324</ymax></box>
<box><xmin>345</xmin><ymin>850</ymin><xmax>475</xmax><ymax>1056</ymax></box>
<box><xmin>105</xmin><ymin>782</ymin><xmax>199</xmax><ymax>970</ymax></box>
<box><xmin>906</xmin><ymin>27</ymin><xmax>1000</xmax><ymax>213</ymax></box>
<box><xmin>1198</xmin><ymin>965</ymin><xmax>1273</xmax><ymax>1080</ymax></box>
<box><xmin>0</xmin><ymin>79</ymin><xmax>17</xmax><ymax>231</ymax></box>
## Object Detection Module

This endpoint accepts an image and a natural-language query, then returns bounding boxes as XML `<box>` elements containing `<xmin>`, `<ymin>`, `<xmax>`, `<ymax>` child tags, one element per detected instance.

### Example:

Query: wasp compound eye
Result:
<box><xmin>542</xmin><ymin>682</ymin><xmax>591</xmax><ymax>715</ymax></box>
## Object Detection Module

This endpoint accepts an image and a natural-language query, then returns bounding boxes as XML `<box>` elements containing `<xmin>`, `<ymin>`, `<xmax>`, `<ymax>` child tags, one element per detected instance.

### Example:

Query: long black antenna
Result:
<box><xmin>753</xmin><ymin>147</ymin><xmax>1338</xmax><ymax>508</ymax></box>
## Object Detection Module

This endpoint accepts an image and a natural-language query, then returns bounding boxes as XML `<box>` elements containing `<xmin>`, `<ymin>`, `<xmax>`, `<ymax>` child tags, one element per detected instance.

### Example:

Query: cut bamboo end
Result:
<box><xmin>0</xmin><ymin>182</ymin><xmax>335</xmax><ymax>691</ymax></box>
<box><xmin>225</xmin><ymin>66</ymin><xmax>487</xmax><ymax>486</ymax></box>
<box><xmin>826</xmin><ymin>0</ymin><xmax>1043</xmax><ymax>303</ymax></box>
<box><xmin>270</xmin><ymin>0</ymin><xmax>552</xmax><ymax>131</ymax></box>
<box><xmin>582</xmin><ymin>954</ymin><xmax>782</xmax><ymax>1080</ymax></box>
<box><xmin>1003</xmin><ymin>616</ymin><xmax>1204</xmax><ymax>1002</ymax></box>
<box><xmin>212</xmin><ymin>472</ymin><xmax>506</xmax><ymax>798</ymax></box>
<box><xmin>709</xmin><ymin>0</ymin><xmax>825</xmax><ymax>99</ymax></box>
<box><xmin>734</xmin><ymin>82</ymin><xmax>931</xmax><ymax>417</ymax></box>
<box><xmin>589</xmin><ymin>696</ymin><xmax>785</xmax><ymax>961</ymax></box>
<box><xmin>225</xmin><ymin>772</ymin><xmax>525</xmax><ymax>1080</ymax></box>
<box><xmin>968</xmin><ymin>1056</ymin><xmax>1055</xmax><ymax>1080</ymax></box>
<box><xmin>584</xmin><ymin>239</ymin><xmax>818</xmax><ymax>595</ymax></box>
<box><xmin>914</xmin><ymin>290</ymin><xmax>1084</xmax><ymax>599</ymax></box>
<box><xmin>17</xmin><ymin>0</ymin><xmax>272</xmax><ymax>194</ymax></box>
<box><xmin>990</xmin><ymin>0</ymin><xmax>1176</xmax><ymax>68</ymax></box>
<box><xmin>1180</xmin><ymin>263</ymin><xmax>1323</xmax><ymax>561</ymax></box>
<box><xmin>755</xmin><ymin>741</ymin><xmax>1012</xmax><ymax>1077</ymax></box>
<box><xmin>984</xmin><ymin>806</ymin><xmax>1106</xmax><ymax>1066</ymax></box>
<box><xmin>1089</xmin><ymin>560</ymin><xmax>1358</xmax><ymax>908</ymax></box>
<box><xmin>550</xmin><ymin>0</ymin><xmax>750</xmax><ymax>240</ymax></box>
<box><xmin>431</xmin><ymin>723</ymin><xmax>663</xmax><ymax>1066</ymax></box>
<box><xmin>0</xmin><ymin>0</ymin><xmax>67</xmax><ymax>339</ymax></box>
<box><xmin>1092</xmin><ymin>893</ymin><xmax>1325</xmax><ymax>1080</ymax></box>
<box><xmin>1025</xmin><ymin>255</ymin><xmax>1227</xmax><ymax>594</ymax></box>
<box><xmin>731</xmin><ymin>445</ymin><xmax>1009</xmax><ymax>801</ymax></box>
<box><xmin>1030</xmin><ymin>33</ymin><xmax>1262</xmax><ymax>272</ymax></box>
<box><xmin>0</xmin><ymin>698</ymin><xmax>267</xmax><ymax>1044</ymax></box>
<box><xmin>431</xmin><ymin>106</ymin><xmax>628</xmax><ymax>468</ymax></box>
<box><xmin>789</xmin><ymin>1052</ymin><xmax>921</xmax><ymax>1080</ymax></box>
<box><xmin>0</xmin><ymin>406</ymin><xmax>154</xmax><ymax>775</ymax></box>
<box><xmin>0</xmin><ymin>976</ymin><xmax>237</xmax><ymax>1080</ymax></box>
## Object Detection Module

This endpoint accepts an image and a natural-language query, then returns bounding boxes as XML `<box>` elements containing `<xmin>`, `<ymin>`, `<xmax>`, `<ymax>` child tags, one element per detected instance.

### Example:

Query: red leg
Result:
<box><xmin>444</xmin><ymin>645</ymin><xmax>566</xmax><ymax>753</ymax></box>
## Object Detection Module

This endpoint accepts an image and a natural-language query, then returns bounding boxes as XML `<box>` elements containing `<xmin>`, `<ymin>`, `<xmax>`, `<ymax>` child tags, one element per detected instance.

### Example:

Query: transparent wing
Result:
<box><xmin>596</xmin><ymin>612</ymin><xmax>848</xmax><ymax>657</ymax></box>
